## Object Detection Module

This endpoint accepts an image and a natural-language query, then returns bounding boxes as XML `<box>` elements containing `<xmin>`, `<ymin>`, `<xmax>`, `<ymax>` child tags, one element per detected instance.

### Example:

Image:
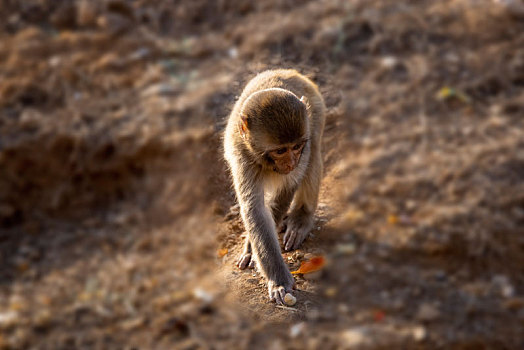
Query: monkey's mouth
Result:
<box><xmin>273</xmin><ymin>167</ymin><xmax>292</xmax><ymax>175</ymax></box>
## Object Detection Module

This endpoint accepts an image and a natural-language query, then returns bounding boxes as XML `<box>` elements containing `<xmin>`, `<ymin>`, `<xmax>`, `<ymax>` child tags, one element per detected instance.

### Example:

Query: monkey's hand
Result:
<box><xmin>237</xmin><ymin>239</ymin><xmax>256</xmax><ymax>269</ymax></box>
<box><xmin>283</xmin><ymin>214</ymin><xmax>313</xmax><ymax>251</ymax></box>
<box><xmin>237</xmin><ymin>251</ymin><xmax>255</xmax><ymax>270</ymax></box>
<box><xmin>267</xmin><ymin>272</ymin><xmax>295</xmax><ymax>305</ymax></box>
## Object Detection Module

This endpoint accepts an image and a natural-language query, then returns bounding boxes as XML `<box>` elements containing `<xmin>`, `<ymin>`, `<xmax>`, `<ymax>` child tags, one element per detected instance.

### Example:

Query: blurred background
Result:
<box><xmin>0</xmin><ymin>0</ymin><xmax>523</xmax><ymax>348</ymax></box>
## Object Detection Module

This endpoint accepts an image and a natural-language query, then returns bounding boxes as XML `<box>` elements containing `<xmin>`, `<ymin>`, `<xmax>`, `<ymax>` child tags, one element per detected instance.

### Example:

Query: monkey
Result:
<box><xmin>223</xmin><ymin>69</ymin><xmax>325</xmax><ymax>304</ymax></box>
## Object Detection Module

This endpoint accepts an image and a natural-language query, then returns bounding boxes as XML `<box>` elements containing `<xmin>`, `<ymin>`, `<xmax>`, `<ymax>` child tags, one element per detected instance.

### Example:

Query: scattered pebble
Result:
<box><xmin>340</xmin><ymin>328</ymin><xmax>368</xmax><ymax>347</ymax></box>
<box><xmin>492</xmin><ymin>275</ymin><xmax>515</xmax><ymax>298</ymax></box>
<box><xmin>324</xmin><ymin>287</ymin><xmax>338</xmax><ymax>298</ymax></box>
<box><xmin>380</xmin><ymin>56</ymin><xmax>398</xmax><ymax>69</ymax></box>
<box><xmin>289</xmin><ymin>322</ymin><xmax>306</xmax><ymax>338</ymax></box>
<box><xmin>412</xmin><ymin>326</ymin><xmax>427</xmax><ymax>341</ymax></box>
<box><xmin>0</xmin><ymin>311</ymin><xmax>20</xmax><ymax>330</ymax></box>
<box><xmin>284</xmin><ymin>293</ymin><xmax>296</xmax><ymax>306</ymax></box>
<box><xmin>335</xmin><ymin>243</ymin><xmax>356</xmax><ymax>255</ymax></box>
<box><xmin>193</xmin><ymin>288</ymin><xmax>214</xmax><ymax>304</ymax></box>
<box><xmin>416</xmin><ymin>303</ymin><xmax>440</xmax><ymax>322</ymax></box>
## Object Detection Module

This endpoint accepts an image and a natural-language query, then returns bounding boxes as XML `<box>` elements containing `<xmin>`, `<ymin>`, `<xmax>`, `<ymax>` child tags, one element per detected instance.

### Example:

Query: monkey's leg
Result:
<box><xmin>237</xmin><ymin>237</ymin><xmax>256</xmax><ymax>270</ymax></box>
<box><xmin>284</xmin><ymin>150</ymin><xmax>322</xmax><ymax>251</ymax></box>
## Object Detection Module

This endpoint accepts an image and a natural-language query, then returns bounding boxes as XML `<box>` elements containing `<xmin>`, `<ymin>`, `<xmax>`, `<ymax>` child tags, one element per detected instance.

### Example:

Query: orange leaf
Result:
<box><xmin>291</xmin><ymin>256</ymin><xmax>326</xmax><ymax>275</ymax></box>
<box><xmin>217</xmin><ymin>248</ymin><xmax>228</xmax><ymax>258</ymax></box>
<box><xmin>387</xmin><ymin>214</ymin><xmax>398</xmax><ymax>225</ymax></box>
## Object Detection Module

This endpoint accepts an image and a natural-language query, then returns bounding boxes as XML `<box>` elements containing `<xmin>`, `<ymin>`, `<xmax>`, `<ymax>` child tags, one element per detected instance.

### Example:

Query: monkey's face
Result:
<box><xmin>267</xmin><ymin>140</ymin><xmax>306</xmax><ymax>174</ymax></box>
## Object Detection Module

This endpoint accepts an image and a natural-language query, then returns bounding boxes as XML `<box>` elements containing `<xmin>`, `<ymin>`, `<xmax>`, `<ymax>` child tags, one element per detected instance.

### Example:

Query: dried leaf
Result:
<box><xmin>387</xmin><ymin>214</ymin><xmax>398</xmax><ymax>225</ymax></box>
<box><xmin>217</xmin><ymin>248</ymin><xmax>228</xmax><ymax>258</ymax></box>
<box><xmin>291</xmin><ymin>256</ymin><xmax>326</xmax><ymax>275</ymax></box>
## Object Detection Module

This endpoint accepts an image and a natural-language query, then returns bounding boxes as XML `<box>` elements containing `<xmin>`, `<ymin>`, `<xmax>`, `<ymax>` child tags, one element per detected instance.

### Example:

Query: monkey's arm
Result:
<box><xmin>232</xmin><ymin>162</ymin><xmax>295</xmax><ymax>304</ymax></box>
<box><xmin>270</xmin><ymin>186</ymin><xmax>297</xmax><ymax>230</ymax></box>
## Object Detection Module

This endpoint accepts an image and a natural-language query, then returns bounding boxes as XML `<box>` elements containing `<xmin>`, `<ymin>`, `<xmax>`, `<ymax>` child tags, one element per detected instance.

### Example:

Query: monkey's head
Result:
<box><xmin>239</xmin><ymin>88</ymin><xmax>310</xmax><ymax>175</ymax></box>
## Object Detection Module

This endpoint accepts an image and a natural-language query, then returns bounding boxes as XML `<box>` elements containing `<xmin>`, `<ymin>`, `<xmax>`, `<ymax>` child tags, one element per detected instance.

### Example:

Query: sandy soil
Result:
<box><xmin>1</xmin><ymin>0</ymin><xmax>523</xmax><ymax>349</ymax></box>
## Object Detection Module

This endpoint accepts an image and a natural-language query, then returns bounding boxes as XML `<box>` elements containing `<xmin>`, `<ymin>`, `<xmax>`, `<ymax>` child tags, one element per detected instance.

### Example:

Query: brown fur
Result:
<box><xmin>223</xmin><ymin>69</ymin><xmax>325</xmax><ymax>304</ymax></box>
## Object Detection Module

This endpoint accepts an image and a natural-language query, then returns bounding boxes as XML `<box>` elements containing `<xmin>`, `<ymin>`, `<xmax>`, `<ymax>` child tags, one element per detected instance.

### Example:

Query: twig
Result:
<box><xmin>275</xmin><ymin>305</ymin><xmax>299</xmax><ymax>312</ymax></box>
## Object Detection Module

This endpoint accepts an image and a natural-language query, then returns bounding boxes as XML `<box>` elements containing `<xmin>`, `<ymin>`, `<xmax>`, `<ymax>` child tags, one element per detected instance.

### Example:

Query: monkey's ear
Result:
<box><xmin>239</xmin><ymin>114</ymin><xmax>249</xmax><ymax>137</ymax></box>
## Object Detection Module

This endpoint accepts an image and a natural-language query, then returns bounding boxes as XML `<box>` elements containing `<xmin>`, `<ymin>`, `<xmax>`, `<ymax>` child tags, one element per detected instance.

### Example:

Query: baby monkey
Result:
<box><xmin>224</xmin><ymin>69</ymin><xmax>325</xmax><ymax>304</ymax></box>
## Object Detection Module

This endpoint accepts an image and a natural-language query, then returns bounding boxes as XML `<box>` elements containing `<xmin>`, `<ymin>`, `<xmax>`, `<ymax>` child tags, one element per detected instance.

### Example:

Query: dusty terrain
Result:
<box><xmin>1</xmin><ymin>0</ymin><xmax>523</xmax><ymax>349</ymax></box>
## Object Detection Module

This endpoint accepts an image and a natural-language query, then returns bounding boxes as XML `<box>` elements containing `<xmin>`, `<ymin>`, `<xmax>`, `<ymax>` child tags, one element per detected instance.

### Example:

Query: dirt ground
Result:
<box><xmin>1</xmin><ymin>0</ymin><xmax>524</xmax><ymax>349</ymax></box>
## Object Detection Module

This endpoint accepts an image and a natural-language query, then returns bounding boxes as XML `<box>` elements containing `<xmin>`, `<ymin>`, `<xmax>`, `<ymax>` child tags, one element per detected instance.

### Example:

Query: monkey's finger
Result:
<box><xmin>283</xmin><ymin>230</ymin><xmax>291</xmax><ymax>249</ymax></box>
<box><xmin>279</xmin><ymin>287</ymin><xmax>287</xmax><ymax>303</ymax></box>
<box><xmin>248</xmin><ymin>260</ymin><xmax>255</xmax><ymax>269</ymax></box>
<box><xmin>284</xmin><ymin>231</ymin><xmax>296</xmax><ymax>251</ymax></box>
<box><xmin>292</xmin><ymin>237</ymin><xmax>303</xmax><ymax>250</ymax></box>
<box><xmin>237</xmin><ymin>254</ymin><xmax>252</xmax><ymax>270</ymax></box>
<box><xmin>274</xmin><ymin>289</ymin><xmax>285</xmax><ymax>305</ymax></box>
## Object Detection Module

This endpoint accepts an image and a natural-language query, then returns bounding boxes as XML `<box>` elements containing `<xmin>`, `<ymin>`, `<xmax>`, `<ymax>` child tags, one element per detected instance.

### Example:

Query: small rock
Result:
<box><xmin>228</xmin><ymin>47</ymin><xmax>238</xmax><ymax>58</ymax></box>
<box><xmin>412</xmin><ymin>326</ymin><xmax>427</xmax><ymax>341</ymax></box>
<box><xmin>284</xmin><ymin>293</ymin><xmax>296</xmax><ymax>306</ymax></box>
<box><xmin>324</xmin><ymin>287</ymin><xmax>338</xmax><ymax>298</ymax></box>
<box><xmin>380</xmin><ymin>56</ymin><xmax>398</xmax><ymax>69</ymax></box>
<box><xmin>289</xmin><ymin>322</ymin><xmax>305</xmax><ymax>338</ymax></box>
<box><xmin>415</xmin><ymin>303</ymin><xmax>440</xmax><ymax>322</ymax></box>
<box><xmin>0</xmin><ymin>311</ymin><xmax>19</xmax><ymax>330</ymax></box>
<box><xmin>492</xmin><ymin>275</ymin><xmax>514</xmax><ymax>298</ymax></box>
<box><xmin>337</xmin><ymin>303</ymin><xmax>350</xmax><ymax>314</ymax></box>
<box><xmin>339</xmin><ymin>328</ymin><xmax>368</xmax><ymax>347</ymax></box>
<box><xmin>335</xmin><ymin>243</ymin><xmax>356</xmax><ymax>255</ymax></box>
<box><xmin>193</xmin><ymin>288</ymin><xmax>213</xmax><ymax>304</ymax></box>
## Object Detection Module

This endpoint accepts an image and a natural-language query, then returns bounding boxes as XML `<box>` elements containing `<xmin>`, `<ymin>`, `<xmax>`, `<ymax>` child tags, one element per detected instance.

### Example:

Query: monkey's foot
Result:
<box><xmin>237</xmin><ymin>252</ymin><xmax>256</xmax><ymax>270</ymax></box>
<box><xmin>268</xmin><ymin>277</ymin><xmax>295</xmax><ymax>305</ymax></box>
<box><xmin>283</xmin><ymin>216</ymin><xmax>313</xmax><ymax>251</ymax></box>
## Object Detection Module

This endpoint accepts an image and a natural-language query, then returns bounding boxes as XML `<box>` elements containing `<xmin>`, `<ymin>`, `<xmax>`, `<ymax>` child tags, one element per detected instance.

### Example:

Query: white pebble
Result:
<box><xmin>284</xmin><ymin>293</ymin><xmax>296</xmax><ymax>306</ymax></box>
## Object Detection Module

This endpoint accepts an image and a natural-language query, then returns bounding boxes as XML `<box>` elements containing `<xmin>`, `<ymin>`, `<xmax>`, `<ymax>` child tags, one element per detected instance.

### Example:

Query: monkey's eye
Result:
<box><xmin>275</xmin><ymin>148</ymin><xmax>287</xmax><ymax>155</ymax></box>
<box><xmin>292</xmin><ymin>143</ymin><xmax>303</xmax><ymax>151</ymax></box>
